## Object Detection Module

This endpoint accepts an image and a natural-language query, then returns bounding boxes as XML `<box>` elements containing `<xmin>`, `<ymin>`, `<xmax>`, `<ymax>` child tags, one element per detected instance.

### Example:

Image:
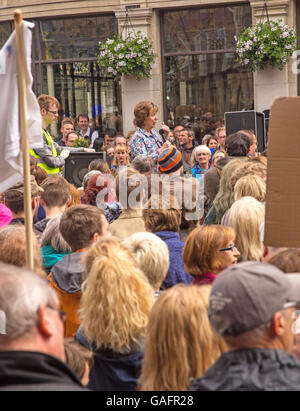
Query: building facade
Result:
<box><xmin>0</xmin><ymin>0</ymin><xmax>298</xmax><ymax>137</ymax></box>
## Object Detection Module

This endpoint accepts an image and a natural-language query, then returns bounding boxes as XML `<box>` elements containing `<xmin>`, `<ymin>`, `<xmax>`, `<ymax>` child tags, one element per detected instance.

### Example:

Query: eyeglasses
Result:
<box><xmin>46</xmin><ymin>305</ymin><xmax>67</xmax><ymax>325</ymax></box>
<box><xmin>46</xmin><ymin>109</ymin><xmax>59</xmax><ymax>115</ymax></box>
<box><xmin>219</xmin><ymin>243</ymin><xmax>236</xmax><ymax>252</ymax></box>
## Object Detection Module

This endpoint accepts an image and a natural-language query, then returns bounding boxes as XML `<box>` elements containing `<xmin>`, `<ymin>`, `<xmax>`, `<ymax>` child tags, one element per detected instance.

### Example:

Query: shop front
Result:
<box><xmin>2</xmin><ymin>1</ymin><xmax>295</xmax><ymax>137</ymax></box>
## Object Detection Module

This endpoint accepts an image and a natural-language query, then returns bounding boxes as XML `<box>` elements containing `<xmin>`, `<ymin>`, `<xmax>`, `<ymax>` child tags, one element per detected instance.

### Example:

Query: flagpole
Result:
<box><xmin>14</xmin><ymin>9</ymin><xmax>34</xmax><ymax>270</ymax></box>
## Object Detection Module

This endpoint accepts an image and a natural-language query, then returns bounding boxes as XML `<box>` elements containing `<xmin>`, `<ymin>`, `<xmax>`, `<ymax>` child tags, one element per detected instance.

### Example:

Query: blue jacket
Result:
<box><xmin>75</xmin><ymin>329</ymin><xmax>143</xmax><ymax>391</ymax></box>
<box><xmin>155</xmin><ymin>231</ymin><xmax>193</xmax><ymax>289</ymax></box>
<box><xmin>191</xmin><ymin>164</ymin><xmax>211</xmax><ymax>183</ymax></box>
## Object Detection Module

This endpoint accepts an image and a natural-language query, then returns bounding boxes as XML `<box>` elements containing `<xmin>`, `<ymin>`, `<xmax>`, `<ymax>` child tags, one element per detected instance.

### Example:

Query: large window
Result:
<box><xmin>161</xmin><ymin>5</ymin><xmax>253</xmax><ymax>137</ymax></box>
<box><xmin>33</xmin><ymin>14</ymin><xmax>121</xmax><ymax>136</ymax></box>
<box><xmin>0</xmin><ymin>22</ymin><xmax>12</xmax><ymax>49</ymax></box>
<box><xmin>39</xmin><ymin>62</ymin><xmax>122</xmax><ymax>132</ymax></box>
<box><xmin>38</xmin><ymin>15</ymin><xmax>116</xmax><ymax>60</ymax></box>
<box><xmin>0</xmin><ymin>14</ymin><xmax>121</xmax><ymax>137</ymax></box>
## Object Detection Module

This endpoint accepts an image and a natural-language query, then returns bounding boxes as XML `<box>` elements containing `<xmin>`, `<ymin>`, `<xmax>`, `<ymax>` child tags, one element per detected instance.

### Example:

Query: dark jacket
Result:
<box><xmin>34</xmin><ymin>217</ymin><xmax>51</xmax><ymax>235</ymax></box>
<box><xmin>155</xmin><ymin>231</ymin><xmax>193</xmax><ymax>289</ymax></box>
<box><xmin>9</xmin><ymin>217</ymin><xmax>41</xmax><ymax>238</ymax></box>
<box><xmin>202</xmin><ymin>156</ymin><xmax>232</xmax><ymax>216</ymax></box>
<box><xmin>76</xmin><ymin>329</ymin><xmax>143</xmax><ymax>391</ymax></box>
<box><xmin>48</xmin><ymin>252</ymin><xmax>85</xmax><ymax>337</ymax></box>
<box><xmin>0</xmin><ymin>351</ymin><xmax>86</xmax><ymax>391</ymax></box>
<box><xmin>189</xmin><ymin>348</ymin><xmax>300</xmax><ymax>391</ymax></box>
<box><xmin>54</xmin><ymin>135</ymin><xmax>66</xmax><ymax>146</ymax></box>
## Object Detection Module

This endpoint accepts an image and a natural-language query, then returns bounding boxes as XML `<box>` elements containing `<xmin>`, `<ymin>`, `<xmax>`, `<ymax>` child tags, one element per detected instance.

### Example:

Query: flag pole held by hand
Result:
<box><xmin>14</xmin><ymin>9</ymin><xmax>34</xmax><ymax>270</ymax></box>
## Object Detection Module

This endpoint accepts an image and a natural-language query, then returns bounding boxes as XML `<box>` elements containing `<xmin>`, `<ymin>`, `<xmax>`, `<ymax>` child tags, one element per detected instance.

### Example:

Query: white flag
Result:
<box><xmin>0</xmin><ymin>20</ymin><xmax>43</xmax><ymax>193</ymax></box>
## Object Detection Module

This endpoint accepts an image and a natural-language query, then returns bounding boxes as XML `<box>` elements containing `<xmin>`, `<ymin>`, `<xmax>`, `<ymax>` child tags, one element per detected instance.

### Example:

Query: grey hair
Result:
<box><xmin>191</xmin><ymin>145</ymin><xmax>211</xmax><ymax>167</ymax></box>
<box><xmin>40</xmin><ymin>215</ymin><xmax>71</xmax><ymax>254</ymax></box>
<box><xmin>132</xmin><ymin>155</ymin><xmax>155</xmax><ymax>174</ymax></box>
<box><xmin>185</xmin><ymin>127</ymin><xmax>195</xmax><ymax>139</ymax></box>
<box><xmin>122</xmin><ymin>232</ymin><xmax>170</xmax><ymax>290</ymax></box>
<box><xmin>0</xmin><ymin>264</ymin><xmax>58</xmax><ymax>343</ymax></box>
<box><xmin>82</xmin><ymin>170</ymin><xmax>101</xmax><ymax>190</ymax></box>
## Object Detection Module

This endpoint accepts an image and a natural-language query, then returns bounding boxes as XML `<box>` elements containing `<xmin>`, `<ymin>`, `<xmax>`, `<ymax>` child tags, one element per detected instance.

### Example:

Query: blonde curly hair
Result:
<box><xmin>80</xmin><ymin>238</ymin><xmax>154</xmax><ymax>354</ymax></box>
<box><xmin>229</xmin><ymin>160</ymin><xmax>267</xmax><ymax>191</ymax></box>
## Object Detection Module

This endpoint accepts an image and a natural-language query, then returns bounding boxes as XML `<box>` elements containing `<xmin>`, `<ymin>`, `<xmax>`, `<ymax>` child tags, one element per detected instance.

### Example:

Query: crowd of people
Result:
<box><xmin>0</xmin><ymin>95</ymin><xmax>300</xmax><ymax>392</ymax></box>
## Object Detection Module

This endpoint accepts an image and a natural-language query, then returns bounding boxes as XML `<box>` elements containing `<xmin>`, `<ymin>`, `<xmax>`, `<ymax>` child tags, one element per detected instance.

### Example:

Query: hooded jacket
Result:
<box><xmin>0</xmin><ymin>351</ymin><xmax>86</xmax><ymax>391</ymax></box>
<box><xmin>42</xmin><ymin>245</ymin><xmax>70</xmax><ymax>275</ymax></box>
<box><xmin>189</xmin><ymin>348</ymin><xmax>300</xmax><ymax>391</ymax></box>
<box><xmin>155</xmin><ymin>231</ymin><xmax>193</xmax><ymax>289</ymax></box>
<box><xmin>76</xmin><ymin>329</ymin><xmax>143</xmax><ymax>391</ymax></box>
<box><xmin>48</xmin><ymin>252</ymin><xmax>85</xmax><ymax>337</ymax></box>
<box><xmin>34</xmin><ymin>218</ymin><xmax>51</xmax><ymax>235</ymax></box>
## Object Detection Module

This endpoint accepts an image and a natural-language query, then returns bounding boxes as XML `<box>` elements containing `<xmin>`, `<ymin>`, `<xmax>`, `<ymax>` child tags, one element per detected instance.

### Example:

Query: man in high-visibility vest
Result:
<box><xmin>30</xmin><ymin>94</ymin><xmax>94</xmax><ymax>174</ymax></box>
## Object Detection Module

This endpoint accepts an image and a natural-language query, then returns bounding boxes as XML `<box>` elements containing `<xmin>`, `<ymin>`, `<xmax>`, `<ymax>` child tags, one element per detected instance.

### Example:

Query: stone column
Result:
<box><xmin>250</xmin><ymin>0</ymin><xmax>297</xmax><ymax>112</ymax></box>
<box><xmin>114</xmin><ymin>4</ymin><xmax>164</xmax><ymax>136</ymax></box>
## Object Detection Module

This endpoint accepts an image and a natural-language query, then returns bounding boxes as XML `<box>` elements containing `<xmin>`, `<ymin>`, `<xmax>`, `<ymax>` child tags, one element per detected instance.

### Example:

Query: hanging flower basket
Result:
<box><xmin>97</xmin><ymin>31</ymin><xmax>156</xmax><ymax>80</ymax></box>
<box><xmin>235</xmin><ymin>20</ymin><xmax>297</xmax><ymax>71</ymax></box>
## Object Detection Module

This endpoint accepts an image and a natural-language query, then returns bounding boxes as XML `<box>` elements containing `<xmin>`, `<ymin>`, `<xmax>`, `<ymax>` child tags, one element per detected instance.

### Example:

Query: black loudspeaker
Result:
<box><xmin>64</xmin><ymin>152</ymin><xmax>106</xmax><ymax>188</ymax></box>
<box><xmin>263</xmin><ymin>109</ymin><xmax>270</xmax><ymax>140</ymax></box>
<box><xmin>225</xmin><ymin>110</ymin><xmax>266</xmax><ymax>153</ymax></box>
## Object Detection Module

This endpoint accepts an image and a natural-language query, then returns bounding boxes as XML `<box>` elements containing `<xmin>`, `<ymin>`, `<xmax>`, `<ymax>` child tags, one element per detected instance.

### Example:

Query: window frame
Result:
<box><xmin>159</xmin><ymin>2</ymin><xmax>253</xmax><ymax>122</ymax></box>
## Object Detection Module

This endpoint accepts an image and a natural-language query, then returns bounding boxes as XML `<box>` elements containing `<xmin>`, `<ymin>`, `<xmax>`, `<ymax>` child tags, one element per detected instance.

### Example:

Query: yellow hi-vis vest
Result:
<box><xmin>30</xmin><ymin>129</ymin><xmax>60</xmax><ymax>174</ymax></box>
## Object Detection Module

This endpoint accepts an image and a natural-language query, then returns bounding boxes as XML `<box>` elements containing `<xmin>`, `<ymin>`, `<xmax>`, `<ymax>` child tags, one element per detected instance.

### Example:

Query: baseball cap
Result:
<box><xmin>208</xmin><ymin>261</ymin><xmax>300</xmax><ymax>337</ymax></box>
<box><xmin>4</xmin><ymin>175</ymin><xmax>44</xmax><ymax>198</ymax></box>
<box><xmin>158</xmin><ymin>146</ymin><xmax>183</xmax><ymax>174</ymax></box>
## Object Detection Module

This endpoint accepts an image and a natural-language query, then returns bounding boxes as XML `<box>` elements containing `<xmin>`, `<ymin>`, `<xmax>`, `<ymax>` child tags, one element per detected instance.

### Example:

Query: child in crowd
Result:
<box><xmin>111</xmin><ymin>143</ymin><xmax>130</xmax><ymax>170</ymax></box>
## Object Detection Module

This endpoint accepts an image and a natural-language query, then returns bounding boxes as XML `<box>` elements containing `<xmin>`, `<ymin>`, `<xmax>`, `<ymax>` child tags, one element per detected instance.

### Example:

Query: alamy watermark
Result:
<box><xmin>0</xmin><ymin>310</ymin><xmax>6</xmax><ymax>335</ymax></box>
<box><xmin>93</xmin><ymin>171</ymin><xmax>204</xmax><ymax>221</ymax></box>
